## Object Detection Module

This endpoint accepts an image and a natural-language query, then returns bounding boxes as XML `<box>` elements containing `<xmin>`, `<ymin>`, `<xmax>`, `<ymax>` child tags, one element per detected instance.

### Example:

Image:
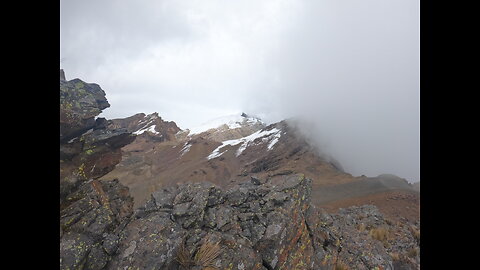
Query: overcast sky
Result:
<box><xmin>60</xmin><ymin>0</ymin><xmax>419</xmax><ymax>182</ymax></box>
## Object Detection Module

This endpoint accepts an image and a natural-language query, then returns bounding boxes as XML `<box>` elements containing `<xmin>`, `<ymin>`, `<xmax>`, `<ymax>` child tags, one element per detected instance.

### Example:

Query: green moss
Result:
<box><xmin>77</xmin><ymin>163</ymin><xmax>87</xmax><ymax>178</ymax></box>
<box><xmin>63</xmin><ymin>102</ymin><xmax>73</xmax><ymax>110</ymax></box>
<box><xmin>75</xmin><ymin>81</ymin><xmax>85</xmax><ymax>89</ymax></box>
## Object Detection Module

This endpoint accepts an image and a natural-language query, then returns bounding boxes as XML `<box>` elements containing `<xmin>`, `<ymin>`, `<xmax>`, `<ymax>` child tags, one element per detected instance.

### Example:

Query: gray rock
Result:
<box><xmin>102</xmin><ymin>233</ymin><xmax>120</xmax><ymax>255</ymax></box>
<box><xmin>60</xmin><ymin>232</ymin><xmax>94</xmax><ymax>270</ymax></box>
<box><xmin>151</xmin><ymin>186</ymin><xmax>178</xmax><ymax>209</ymax></box>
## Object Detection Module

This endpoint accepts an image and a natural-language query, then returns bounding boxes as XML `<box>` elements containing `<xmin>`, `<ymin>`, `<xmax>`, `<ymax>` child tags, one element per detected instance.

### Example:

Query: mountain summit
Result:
<box><xmin>178</xmin><ymin>113</ymin><xmax>266</xmax><ymax>142</ymax></box>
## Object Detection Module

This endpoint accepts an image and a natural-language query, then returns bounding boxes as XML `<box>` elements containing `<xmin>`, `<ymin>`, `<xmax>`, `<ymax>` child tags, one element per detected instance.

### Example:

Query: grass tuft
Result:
<box><xmin>369</xmin><ymin>226</ymin><xmax>389</xmax><ymax>243</ymax></box>
<box><xmin>176</xmin><ymin>240</ymin><xmax>193</xmax><ymax>268</ymax></box>
<box><xmin>407</xmin><ymin>247</ymin><xmax>419</xmax><ymax>258</ymax></box>
<box><xmin>409</xmin><ymin>226</ymin><xmax>420</xmax><ymax>243</ymax></box>
<box><xmin>176</xmin><ymin>236</ymin><xmax>221</xmax><ymax>269</ymax></box>
<box><xmin>334</xmin><ymin>259</ymin><xmax>350</xmax><ymax>270</ymax></box>
<box><xmin>194</xmin><ymin>237</ymin><xmax>221</xmax><ymax>268</ymax></box>
<box><xmin>357</xmin><ymin>223</ymin><xmax>366</xmax><ymax>232</ymax></box>
<box><xmin>389</xmin><ymin>252</ymin><xmax>401</xmax><ymax>261</ymax></box>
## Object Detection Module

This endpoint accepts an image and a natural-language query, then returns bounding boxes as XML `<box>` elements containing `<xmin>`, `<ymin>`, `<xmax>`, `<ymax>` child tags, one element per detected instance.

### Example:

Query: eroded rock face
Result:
<box><xmin>60</xmin><ymin>72</ymin><xmax>136</xmax><ymax>270</ymax></box>
<box><xmin>109</xmin><ymin>174</ymin><xmax>313</xmax><ymax>270</ymax></box>
<box><xmin>60</xmin><ymin>75</ymin><xmax>136</xmax><ymax>202</ymax></box>
<box><xmin>60</xmin><ymin>78</ymin><xmax>110</xmax><ymax>142</ymax></box>
<box><xmin>60</xmin><ymin>179</ymin><xmax>134</xmax><ymax>270</ymax></box>
<box><xmin>106</xmin><ymin>174</ymin><xmax>418</xmax><ymax>270</ymax></box>
<box><xmin>102</xmin><ymin>175</ymin><xmax>404</xmax><ymax>269</ymax></box>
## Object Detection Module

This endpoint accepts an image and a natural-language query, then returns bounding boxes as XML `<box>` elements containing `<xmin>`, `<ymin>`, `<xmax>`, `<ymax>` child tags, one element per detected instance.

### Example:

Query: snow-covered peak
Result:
<box><xmin>186</xmin><ymin>113</ymin><xmax>264</xmax><ymax>136</ymax></box>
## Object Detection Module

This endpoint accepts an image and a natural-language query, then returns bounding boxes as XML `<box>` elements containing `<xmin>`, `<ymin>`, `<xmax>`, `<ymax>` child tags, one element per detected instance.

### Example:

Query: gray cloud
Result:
<box><xmin>60</xmin><ymin>0</ymin><xmax>419</xmax><ymax>182</ymax></box>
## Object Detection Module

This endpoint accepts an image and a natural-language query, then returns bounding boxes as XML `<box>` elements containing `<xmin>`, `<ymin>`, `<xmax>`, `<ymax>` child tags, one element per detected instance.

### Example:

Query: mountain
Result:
<box><xmin>101</xmin><ymin>113</ymin><xmax>419</xmax><ymax>223</ymax></box>
<box><xmin>60</xmin><ymin>71</ymin><xmax>420</xmax><ymax>270</ymax></box>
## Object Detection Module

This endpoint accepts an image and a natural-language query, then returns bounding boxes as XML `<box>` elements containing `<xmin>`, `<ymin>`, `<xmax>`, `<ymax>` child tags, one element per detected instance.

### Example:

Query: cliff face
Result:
<box><xmin>59</xmin><ymin>71</ymin><xmax>136</xmax><ymax>269</ymax></box>
<box><xmin>59</xmin><ymin>73</ymin><xmax>136</xmax><ymax>201</ymax></box>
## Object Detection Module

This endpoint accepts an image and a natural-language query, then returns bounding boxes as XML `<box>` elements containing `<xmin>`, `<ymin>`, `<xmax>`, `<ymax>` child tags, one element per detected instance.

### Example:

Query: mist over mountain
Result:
<box><xmin>61</xmin><ymin>0</ymin><xmax>419</xmax><ymax>183</ymax></box>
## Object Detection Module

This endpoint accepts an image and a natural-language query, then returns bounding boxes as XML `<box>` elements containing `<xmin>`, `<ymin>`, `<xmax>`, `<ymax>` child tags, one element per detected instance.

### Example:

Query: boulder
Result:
<box><xmin>60</xmin><ymin>77</ymin><xmax>110</xmax><ymax>142</ymax></box>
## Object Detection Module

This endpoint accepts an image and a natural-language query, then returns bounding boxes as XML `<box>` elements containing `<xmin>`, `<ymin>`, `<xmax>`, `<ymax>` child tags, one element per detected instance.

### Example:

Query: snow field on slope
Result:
<box><xmin>207</xmin><ymin>128</ymin><xmax>281</xmax><ymax>160</ymax></box>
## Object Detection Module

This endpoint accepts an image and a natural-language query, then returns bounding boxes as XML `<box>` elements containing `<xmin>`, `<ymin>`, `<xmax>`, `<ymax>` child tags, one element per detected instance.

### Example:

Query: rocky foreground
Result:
<box><xmin>59</xmin><ymin>71</ymin><xmax>419</xmax><ymax>269</ymax></box>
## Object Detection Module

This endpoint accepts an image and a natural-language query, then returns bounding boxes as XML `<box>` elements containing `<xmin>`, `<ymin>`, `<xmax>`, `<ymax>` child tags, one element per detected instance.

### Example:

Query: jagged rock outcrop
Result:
<box><xmin>104</xmin><ymin>174</ymin><xmax>419</xmax><ymax>269</ymax></box>
<box><xmin>108</xmin><ymin>174</ymin><xmax>316</xmax><ymax>269</ymax></box>
<box><xmin>60</xmin><ymin>73</ymin><xmax>136</xmax><ymax>201</ymax></box>
<box><xmin>60</xmin><ymin>77</ymin><xmax>111</xmax><ymax>143</ymax></box>
<box><xmin>108</xmin><ymin>112</ymin><xmax>181</xmax><ymax>143</ymax></box>
<box><xmin>60</xmin><ymin>72</ymin><xmax>136</xmax><ymax>270</ymax></box>
<box><xmin>60</xmin><ymin>179</ymin><xmax>134</xmax><ymax>269</ymax></box>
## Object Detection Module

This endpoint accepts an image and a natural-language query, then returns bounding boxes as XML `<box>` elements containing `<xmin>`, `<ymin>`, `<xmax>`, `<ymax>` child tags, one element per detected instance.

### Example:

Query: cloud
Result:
<box><xmin>60</xmin><ymin>0</ymin><xmax>419</xmax><ymax>182</ymax></box>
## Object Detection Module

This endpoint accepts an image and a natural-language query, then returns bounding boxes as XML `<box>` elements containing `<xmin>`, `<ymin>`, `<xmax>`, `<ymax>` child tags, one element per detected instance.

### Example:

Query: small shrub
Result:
<box><xmin>407</xmin><ymin>247</ymin><xmax>419</xmax><ymax>258</ymax></box>
<box><xmin>335</xmin><ymin>259</ymin><xmax>350</xmax><ymax>270</ymax></box>
<box><xmin>369</xmin><ymin>227</ymin><xmax>389</xmax><ymax>243</ymax></box>
<box><xmin>390</xmin><ymin>252</ymin><xmax>401</xmax><ymax>261</ymax></box>
<box><xmin>357</xmin><ymin>223</ymin><xmax>366</xmax><ymax>232</ymax></box>
<box><xmin>409</xmin><ymin>226</ymin><xmax>420</xmax><ymax>243</ymax></box>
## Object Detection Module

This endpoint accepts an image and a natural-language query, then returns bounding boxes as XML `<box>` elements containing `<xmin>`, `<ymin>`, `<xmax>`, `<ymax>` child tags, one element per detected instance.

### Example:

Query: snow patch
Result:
<box><xmin>207</xmin><ymin>128</ymin><xmax>282</xmax><ymax>160</ymax></box>
<box><xmin>267</xmin><ymin>131</ymin><xmax>282</xmax><ymax>150</ymax></box>
<box><xmin>132</xmin><ymin>113</ymin><xmax>161</xmax><ymax>135</ymax></box>
<box><xmin>133</xmin><ymin>125</ymin><xmax>159</xmax><ymax>135</ymax></box>
<box><xmin>207</xmin><ymin>138</ymin><xmax>244</xmax><ymax>160</ymax></box>
<box><xmin>179</xmin><ymin>142</ymin><xmax>192</xmax><ymax>157</ymax></box>
<box><xmin>138</xmin><ymin>113</ymin><xmax>157</xmax><ymax>126</ymax></box>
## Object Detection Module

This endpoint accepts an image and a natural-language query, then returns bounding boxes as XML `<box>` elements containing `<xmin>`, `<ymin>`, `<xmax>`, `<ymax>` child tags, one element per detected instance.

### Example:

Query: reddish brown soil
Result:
<box><xmin>320</xmin><ymin>190</ymin><xmax>420</xmax><ymax>223</ymax></box>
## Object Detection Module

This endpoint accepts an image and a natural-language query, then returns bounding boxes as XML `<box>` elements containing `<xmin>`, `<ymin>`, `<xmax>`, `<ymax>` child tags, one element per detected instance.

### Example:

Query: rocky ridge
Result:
<box><xmin>102</xmin><ymin>113</ymin><xmax>419</xmax><ymax>223</ymax></box>
<box><xmin>107</xmin><ymin>174</ymin><xmax>420</xmax><ymax>269</ymax></box>
<box><xmin>59</xmin><ymin>71</ymin><xmax>419</xmax><ymax>269</ymax></box>
<box><xmin>108</xmin><ymin>112</ymin><xmax>181</xmax><ymax>143</ymax></box>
